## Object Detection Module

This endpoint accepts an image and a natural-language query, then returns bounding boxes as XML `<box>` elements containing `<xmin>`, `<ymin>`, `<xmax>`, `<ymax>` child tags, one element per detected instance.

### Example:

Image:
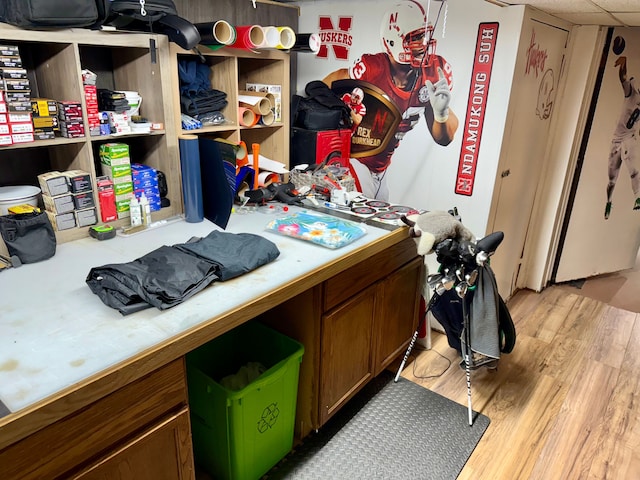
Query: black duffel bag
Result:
<box><xmin>292</xmin><ymin>80</ymin><xmax>353</xmax><ymax>131</ymax></box>
<box><xmin>0</xmin><ymin>0</ymin><xmax>99</xmax><ymax>28</ymax></box>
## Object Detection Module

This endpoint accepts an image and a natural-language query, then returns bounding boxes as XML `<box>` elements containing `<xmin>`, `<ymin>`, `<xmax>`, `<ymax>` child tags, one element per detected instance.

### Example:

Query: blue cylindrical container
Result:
<box><xmin>179</xmin><ymin>135</ymin><xmax>204</xmax><ymax>223</ymax></box>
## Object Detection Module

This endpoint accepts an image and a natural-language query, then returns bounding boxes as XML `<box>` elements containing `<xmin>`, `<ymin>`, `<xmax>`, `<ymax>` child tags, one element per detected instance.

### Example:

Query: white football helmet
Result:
<box><xmin>351</xmin><ymin>87</ymin><xmax>364</xmax><ymax>103</ymax></box>
<box><xmin>380</xmin><ymin>0</ymin><xmax>431</xmax><ymax>67</ymax></box>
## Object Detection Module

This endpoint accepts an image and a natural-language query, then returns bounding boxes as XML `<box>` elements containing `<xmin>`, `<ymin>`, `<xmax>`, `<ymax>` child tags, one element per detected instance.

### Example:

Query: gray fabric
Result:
<box><xmin>0</xmin><ymin>398</ymin><xmax>10</xmax><ymax>418</ymax></box>
<box><xmin>267</xmin><ymin>371</ymin><xmax>490</xmax><ymax>480</ymax></box>
<box><xmin>467</xmin><ymin>266</ymin><xmax>501</xmax><ymax>359</ymax></box>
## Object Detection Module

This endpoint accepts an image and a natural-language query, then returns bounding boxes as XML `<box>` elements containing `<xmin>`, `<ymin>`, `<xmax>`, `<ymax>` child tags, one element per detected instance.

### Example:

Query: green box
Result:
<box><xmin>187</xmin><ymin>321</ymin><xmax>304</xmax><ymax>480</ymax></box>
<box><xmin>99</xmin><ymin>142</ymin><xmax>129</xmax><ymax>158</ymax></box>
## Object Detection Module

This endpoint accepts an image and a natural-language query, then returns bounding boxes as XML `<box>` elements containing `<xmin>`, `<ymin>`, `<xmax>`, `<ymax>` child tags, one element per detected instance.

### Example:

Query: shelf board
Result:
<box><xmin>89</xmin><ymin>130</ymin><xmax>166</xmax><ymax>142</ymax></box>
<box><xmin>0</xmin><ymin>137</ymin><xmax>86</xmax><ymax>150</ymax></box>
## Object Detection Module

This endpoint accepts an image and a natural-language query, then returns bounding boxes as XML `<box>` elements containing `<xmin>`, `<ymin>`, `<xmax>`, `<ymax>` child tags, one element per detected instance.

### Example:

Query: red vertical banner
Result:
<box><xmin>455</xmin><ymin>23</ymin><xmax>499</xmax><ymax>196</ymax></box>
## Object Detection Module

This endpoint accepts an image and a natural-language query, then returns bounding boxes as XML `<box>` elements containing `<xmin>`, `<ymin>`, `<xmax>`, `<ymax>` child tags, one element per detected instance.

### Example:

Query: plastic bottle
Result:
<box><xmin>129</xmin><ymin>195</ymin><xmax>142</xmax><ymax>226</ymax></box>
<box><xmin>139</xmin><ymin>192</ymin><xmax>152</xmax><ymax>226</ymax></box>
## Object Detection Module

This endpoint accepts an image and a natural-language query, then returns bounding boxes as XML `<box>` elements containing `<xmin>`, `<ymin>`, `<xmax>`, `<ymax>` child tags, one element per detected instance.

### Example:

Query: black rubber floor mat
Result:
<box><xmin>265</xmin><ymin>371</ymin><xmax>490</xmax><ymax>480</ymax></box>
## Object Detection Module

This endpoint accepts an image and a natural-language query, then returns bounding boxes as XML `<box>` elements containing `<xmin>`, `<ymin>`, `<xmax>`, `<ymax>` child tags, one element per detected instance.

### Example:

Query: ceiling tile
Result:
<box><xmin>593</xmin><ymin>0</ymin><xmax>640</xmax><ymax>12</ymax></box>
<box><xmin>549</xmin><ymin>12</ymin><xmax>624</xmax><ymax>25</ymax></box>
<box><xmin>504</xmin><ymin>0</ymin><xmax>603</xmax><ymax>13</ymax></box>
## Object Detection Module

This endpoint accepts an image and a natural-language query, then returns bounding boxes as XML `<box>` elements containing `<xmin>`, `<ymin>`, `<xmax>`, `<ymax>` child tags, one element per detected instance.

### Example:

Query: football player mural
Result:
<box><xmin>323</xmin><ymin>0</ymin><xmax>459</xmax><ymax>200</ymax></box>
<box><xmin>604</xmin><ymin>48</ymin><xmax>640</xmax><ymax>219</ymax></box>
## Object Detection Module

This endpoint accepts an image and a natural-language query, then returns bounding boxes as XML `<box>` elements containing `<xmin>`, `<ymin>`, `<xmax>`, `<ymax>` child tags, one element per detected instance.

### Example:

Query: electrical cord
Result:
<box><xmin>407</xmin><ymin>343</ymin><xmax>452</xmax><ymax>380</ymax></box>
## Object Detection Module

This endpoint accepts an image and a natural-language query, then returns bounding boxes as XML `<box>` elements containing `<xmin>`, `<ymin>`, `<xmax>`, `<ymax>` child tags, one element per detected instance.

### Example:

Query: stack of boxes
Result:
<box><xmin>0</xmin><ymin>44</ymin><xmax>34</xmax><ymax>146</ymax></box>
<box><xmin>82</xmin><ymin>70</ymin><xmax>100</xmax><ymax>137</ymax></box>
<box><xmin>31</xmin><ymin>98</ymin><xmax>58</xmax><ymax>140</ymax></box>
<box><xmin>132</xmin><ymin>163</ymin><xmax>161</xmax><ymax>212</ymax></box>
<box><xmin>37</xmin><ymin>169</ymin><xmax>97</xmax><ymax>231</ymax></box>
<box><xmin>58</xmin><ymin>101</ymin><xmax>85</xmax><ymax>138</ymax></box>
<box><xmin>99</xmin><ymin>143</ymin><xmax>133</xmax><ymax>220</ymax></box>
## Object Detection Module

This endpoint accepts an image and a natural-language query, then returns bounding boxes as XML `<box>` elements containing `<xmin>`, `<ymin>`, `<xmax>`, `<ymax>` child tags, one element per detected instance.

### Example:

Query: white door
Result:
<box><xmin>488</xmin><ymin>17</ymin><xmax>570</xmax><ymax>297</ymax></box>
<box><xmin>555</xmin><ymin>27</ymin><xmax>640</xmax><ymax>282</ymax></box>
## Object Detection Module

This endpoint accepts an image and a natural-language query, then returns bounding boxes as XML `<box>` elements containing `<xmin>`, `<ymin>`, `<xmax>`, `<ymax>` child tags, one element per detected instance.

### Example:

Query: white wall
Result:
<box><xmin>520</xmin><ymin>25</ymin><xmax>604</xmax><ymax>290</ymax></box>
<box><xmin>294</xmin><ymin>0</ymin><xmax>524</xmax><ymax>240</ymax></box>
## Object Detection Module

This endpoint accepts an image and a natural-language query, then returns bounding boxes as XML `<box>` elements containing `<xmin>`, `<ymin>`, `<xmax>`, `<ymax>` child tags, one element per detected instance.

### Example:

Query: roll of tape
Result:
<box><xmin>276</xmin><ymin>26</ymin><xmax>296</xmax><ymax>50</ymax></box>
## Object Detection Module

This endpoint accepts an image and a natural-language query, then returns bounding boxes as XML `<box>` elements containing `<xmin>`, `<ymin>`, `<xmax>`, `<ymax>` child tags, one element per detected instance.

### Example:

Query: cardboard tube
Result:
<box><xmin>230</xmin><ymin>25</ymin><xmax>265</xmax><ymax>50</ymax></box>
<box><xmin>238</xmin><ymin>107</ymin><xmax>259</xmax><ymax>127</ymax></box>
<box><xmin>252</xmin><ymin>143</ymin><xmax>260</xmax><ymax>189</ymax></box>
<box><xmin>259</xmin><ymin>110</ymin><xmax>275</xmax><ymax>126</ymax></box>
<box><xmin>238</xmin><ymin>90</ymin><xmax>276</xmax><ymax>115</ymax></box>
<box><xmin>276</xmin><ymin>26</ymin><xmax>296</xmax><ymax>49</ymax></box>
<box><xmin>239</xmin><ymin>94</ymin><xmax>272</xmax><ymax>115</ymax></box>
<box><xmin>262</xmin><ymin>26</ymin><xmax>281</xmax><ymax>48</ymax></box>
<box><xmin>237</xmin><ymin>141</ymin><xmax>249</xmax><ymax>167</ymax></box>
<box><xmin>258</xmin><ymin>171</ymin><xmax>279</xmax><ymax>187</ymax></box>
<box><xmin>195</xmin><ymin>20</ymin><xmax>236</xmax><ymax>46</ymax></box>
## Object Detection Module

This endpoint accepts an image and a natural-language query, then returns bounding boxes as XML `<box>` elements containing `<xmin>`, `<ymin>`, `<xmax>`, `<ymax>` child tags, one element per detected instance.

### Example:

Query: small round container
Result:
<box><xmin>0</xmin><ymin>185</ymin><xmax>41</xmax><ymax>215</ymax></box>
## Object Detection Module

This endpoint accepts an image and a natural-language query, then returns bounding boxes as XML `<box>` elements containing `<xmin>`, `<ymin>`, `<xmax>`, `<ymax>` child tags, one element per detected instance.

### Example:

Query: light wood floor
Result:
<box><xmin>400</xmin><ymin>285</ymin><xmax>640</xmax><ymax>480</ymax></box>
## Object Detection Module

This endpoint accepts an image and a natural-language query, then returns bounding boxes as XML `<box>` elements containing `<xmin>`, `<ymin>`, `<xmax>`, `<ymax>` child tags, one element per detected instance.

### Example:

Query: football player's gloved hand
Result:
<box><xmin>425</xmin><ymin>67</ymin><xmax>451</xmax><ymax>123</ymax></box>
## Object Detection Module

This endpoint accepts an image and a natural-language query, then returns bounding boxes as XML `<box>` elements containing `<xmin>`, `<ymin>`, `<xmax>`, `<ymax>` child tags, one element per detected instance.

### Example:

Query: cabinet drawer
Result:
<box><xmin>324</xmin><ymin>237</ymin><xmax>418</xmax><ymax>311</ymax></box>
<box><xmin>0</xmin><ymin>359</ymin><xmax>188</xmax><ymax>480</ymax></box>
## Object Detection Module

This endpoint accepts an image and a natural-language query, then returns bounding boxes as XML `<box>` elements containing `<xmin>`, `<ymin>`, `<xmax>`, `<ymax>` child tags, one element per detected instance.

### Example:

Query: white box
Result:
<box><xmin>246</xmin><ymin>83</ymin><xmax>282</xmax><ymax>123</ymax></box>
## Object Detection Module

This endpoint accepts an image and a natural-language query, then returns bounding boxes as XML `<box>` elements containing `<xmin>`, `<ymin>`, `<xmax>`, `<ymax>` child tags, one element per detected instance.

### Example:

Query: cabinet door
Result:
<box><xmin>319</xmin><ymin>287</ymin><xmax>375</xmax><ymax>425</ymax></box>
<box><xmin>72</xmin><ymin>408</ymin><xmax>194</xmax><ymax>480</ymax></box>
<box><xmin>373</xmin><ymin>257</ymin><xmax>423</xmax><ymax>375</ymax></box>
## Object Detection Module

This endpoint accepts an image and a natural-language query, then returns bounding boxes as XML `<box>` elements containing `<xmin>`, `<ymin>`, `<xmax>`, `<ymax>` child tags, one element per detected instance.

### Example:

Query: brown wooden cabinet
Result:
<box><xmin>319</xmin><ymin>286</ymin><xmax>376</xmax><ymax>425</ymax></box>
<box><xmin>0</xmin><ymin>359</ymin><xmax>194</xmax><ymax>480</ymax></box>
<box><xmin>72</xmin><ymin>408</ymin><xmax>193</xmax><ymax>480</ymax></box>
<box><xmin>259</xmin><ymin>236</ymin><xmax>423</xmax><ymax>439</ymax></box>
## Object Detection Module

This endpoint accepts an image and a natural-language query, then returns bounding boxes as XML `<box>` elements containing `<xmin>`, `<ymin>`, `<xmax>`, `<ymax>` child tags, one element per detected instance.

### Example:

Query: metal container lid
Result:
<box><xmin>0</xmin><ymin>185</ymin><xmax>41</xmax><ymax>201</ymax></box>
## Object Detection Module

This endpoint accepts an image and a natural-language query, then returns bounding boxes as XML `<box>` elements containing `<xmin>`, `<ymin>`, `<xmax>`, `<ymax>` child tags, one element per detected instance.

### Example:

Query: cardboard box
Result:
<box><xmin>0</xmin><ymin>45</ymin><xmax>20</xmax><ymax>56</ymax></box>
<box><xmin>31</xmin><ymin>98</ymin><xmax>58</xmax><ymax>117</ymax></box>
<box><xmin>46</xmin><ymin>210</ymin><xmax>76</xmax><ymax>231</ymax></box>
<box><xmin>9</xmin><ymin>122</ymin><xmax>33</xmax><ymax>134</ymax></box>
<box><xmin>99</xmin><ymin>143</ymin><xmax>130</xmax><ymax>163</ymax></box>
<box><xmin>11</xmin><ymin>132</ymin><xmax>33</xmax><ymax>144</ymax></box>
<box><xmin>101</xmin><ymin>163</ymin><xmax>132</xmax><ymax>180</ymax></box>
<box><xmin>63</xmin><ymin>170</ymin><xmax>92</xmax><ymax>193</ymax></box>
<box><xmin>38</xmin><ymin>171</ymin><xmax>70</xmax><ymax>196</ymax></box>
<box><xmin>73</xmin><ymin>191</ymin><xmax>95</xmax><ymax>210</ymax></box>
<box><xmin>0</xmin><ymin>68</ymin><xmax>27</xmax><ymax>80</ymax></box>
<box><xmin>75</xmin><ymin>207</ymin><xmax>98</xmax><ymax>227</ymax></box>
<box><xmin>42</xmin><ymin>193</ymin><xmax>75</xmax><ymax>214</ymax></box>
<box><xmin>33</xmin><ymin>129</ymin><xmax>55</xmax><ymax>140</ymax></box>
<box><xmin>113</xmin><ymin>181</ymin><xmax>134</xmax><ymax>197</ymax></box>
<box><xmin>96</xmin><ymin>176</ymin><xmax>117</xmax><ymax>222</ymax></box>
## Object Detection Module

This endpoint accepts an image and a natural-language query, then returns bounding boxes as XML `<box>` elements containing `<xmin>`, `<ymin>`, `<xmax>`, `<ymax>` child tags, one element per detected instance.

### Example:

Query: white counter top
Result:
<box><xmin>0</xmin><ymin>207</ymin><xmax>395</xmax><ymax>416</ymax></box>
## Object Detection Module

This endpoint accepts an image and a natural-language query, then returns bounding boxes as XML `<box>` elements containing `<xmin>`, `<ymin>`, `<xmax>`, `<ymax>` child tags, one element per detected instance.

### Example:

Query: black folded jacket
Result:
<box><xmin>86</xmin><ymin>231</ymin><xmax>280</xmax><ymax>315</ymax></box>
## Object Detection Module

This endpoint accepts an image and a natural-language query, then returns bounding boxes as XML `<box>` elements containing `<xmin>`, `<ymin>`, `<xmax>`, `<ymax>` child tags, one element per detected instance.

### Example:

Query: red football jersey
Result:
<box><xmin>348</xmin><ymin>52</ymin><xmax>453</xmax><ymax>171</ymax></box>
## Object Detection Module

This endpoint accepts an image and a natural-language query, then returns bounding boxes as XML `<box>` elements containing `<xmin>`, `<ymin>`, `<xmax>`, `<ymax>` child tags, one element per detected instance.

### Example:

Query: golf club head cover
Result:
<box><xmin>401</xmin><ymin>210</ymin><xmax>475</xmax><ymax>256</ymax></box>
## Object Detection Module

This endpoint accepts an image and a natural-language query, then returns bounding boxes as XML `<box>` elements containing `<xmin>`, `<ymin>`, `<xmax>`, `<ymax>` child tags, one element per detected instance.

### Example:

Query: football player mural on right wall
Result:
<box><xmin>322</xmin><ymin>0</ymin><xmax>459</xmax><ymax>201</ymax></box>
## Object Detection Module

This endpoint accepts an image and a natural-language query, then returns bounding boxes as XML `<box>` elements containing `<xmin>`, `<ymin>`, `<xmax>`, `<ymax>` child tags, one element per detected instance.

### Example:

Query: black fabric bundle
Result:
<box><xmin>86</xmin><ymin>231</ymin><xmax>280</xmax><ymax>315</ymax></box>
<box><xmin>178</xmin><ymin>59</ymin><xmax>228</xmax><ymax>117</ymax></box>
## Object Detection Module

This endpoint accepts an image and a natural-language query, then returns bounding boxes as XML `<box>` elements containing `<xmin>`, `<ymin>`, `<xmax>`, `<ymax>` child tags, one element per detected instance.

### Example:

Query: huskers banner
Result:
<box><xmin>456</xmin><ymin>22</ymin><xmax>499</xmax><ymax>196</ymax></box>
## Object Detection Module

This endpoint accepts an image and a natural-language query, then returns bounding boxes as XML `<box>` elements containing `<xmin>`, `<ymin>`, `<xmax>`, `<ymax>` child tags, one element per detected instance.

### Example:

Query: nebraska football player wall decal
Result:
<box><xmin>604</xmin><ymin>52</ymin><xmax>640</xmax><ymax>219</ymax></box>
<box><xmin>323</xmin><ymin>0</ymin><xmax>459</xmax><ymax>201</ymax></box>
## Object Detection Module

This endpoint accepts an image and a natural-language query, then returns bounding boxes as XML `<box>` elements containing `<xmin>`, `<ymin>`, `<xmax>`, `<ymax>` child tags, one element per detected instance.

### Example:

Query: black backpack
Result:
<box><xmin>0</xmin><ymin>0</ymin><xmax>200</xmax><ymax>50</ymax></box>
<box><xmin>98</xmin><ymin>0</ymin><xmax>200</xmax><ymax>50</ymax></box>
<box><xmin>0</xmin><ymin>0</ymin><xmax>99</xmax><ymax>28</ymax></box>
<box><xmin>292</xmin><ymin>80</ymin><xmax>353</xmax><ymax>131</ymax></box>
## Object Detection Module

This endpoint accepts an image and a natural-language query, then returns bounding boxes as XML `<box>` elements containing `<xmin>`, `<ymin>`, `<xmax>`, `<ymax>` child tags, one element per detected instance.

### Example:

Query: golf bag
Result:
<box><xmin>431</xmin><ymin>271</ymin><xmax>516</xmax><ymax>356</ymax></box>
